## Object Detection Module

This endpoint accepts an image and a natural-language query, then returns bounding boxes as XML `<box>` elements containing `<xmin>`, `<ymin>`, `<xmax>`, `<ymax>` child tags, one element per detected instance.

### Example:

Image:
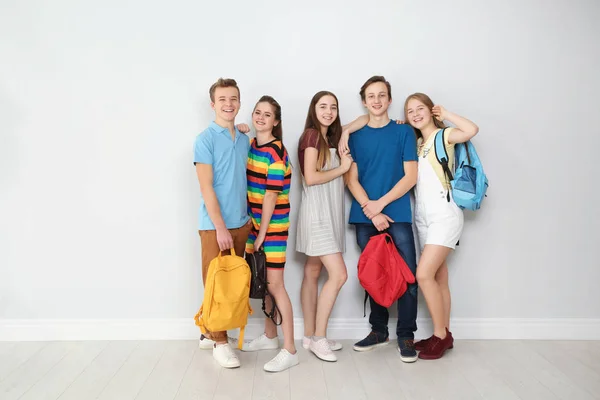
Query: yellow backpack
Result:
<box><xmin>194</xmin><ymin>249</ymin><xmax>253</xmax><ymax>349</ymax></box>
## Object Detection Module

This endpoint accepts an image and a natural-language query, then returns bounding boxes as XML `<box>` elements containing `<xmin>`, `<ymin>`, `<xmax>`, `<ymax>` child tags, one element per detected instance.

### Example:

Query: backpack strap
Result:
<box><xmin>238</xmin><ymin>326</ymin><xmax>245</xmax><ymax>350</ymax></box>
<box><xmin>194</xmin><ymin>305</ymin><xmax>206</xmax><ymax>333</ymax></box>
<box><xmin>262</xmin><ymin>290</ymin><xmax>282</xmax><ymax>326</ymax></box>
<box><xmin>463</xmin><ymin>141</ymin><xmax>472</xmax><ymax>166</ymax></box>
<box><xmin>434</xmin><ymin>128</ymin><xmax>453</xmax><ymax>202</ymax></box>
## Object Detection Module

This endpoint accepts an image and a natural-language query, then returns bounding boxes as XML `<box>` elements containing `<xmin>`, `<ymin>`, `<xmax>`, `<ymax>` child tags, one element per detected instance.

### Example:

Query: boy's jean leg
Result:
<box><xmin>355</xmin><ymin>224</ymin><xmax>390</xmax><ymax>336</ymax></box>
<box><xmin>386</xmin><ymin>223</ymin><xmax>418</xmax><ymax>340</ymax></box>
<box><xmin>355</xmin><ymin>223</ymin><xmax>418</xmax><ymax>339</ymax></box>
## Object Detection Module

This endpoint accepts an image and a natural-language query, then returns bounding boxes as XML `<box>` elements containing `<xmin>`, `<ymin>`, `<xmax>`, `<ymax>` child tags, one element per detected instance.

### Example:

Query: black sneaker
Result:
<box><xmin>353</xmin><ymin>331</ymin><xmax>389</xmax><ymax>352</ymax></box>
<box><xmin>397</xmin><ymin>339</ymin><xmax>418</xmax><ymax>363</ymax></box>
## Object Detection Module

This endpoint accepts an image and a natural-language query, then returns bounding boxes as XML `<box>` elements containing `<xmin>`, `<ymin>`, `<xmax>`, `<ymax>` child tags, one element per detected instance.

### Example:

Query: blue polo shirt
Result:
<box><xmin>348</xmin><ymin>120</ymin><xmax>417</xmax><ymax>224</ymax></box>
<box><xmin>194</xmin><ymin>122</ymin><xmax>250</xmax><ymax>230</ymax></box>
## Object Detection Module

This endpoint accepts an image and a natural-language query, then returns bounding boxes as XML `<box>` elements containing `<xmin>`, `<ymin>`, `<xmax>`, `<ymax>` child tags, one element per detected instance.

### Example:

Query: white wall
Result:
<box><xmin>1</xmin><ymin>0</ymin><xmax>599</xmax><ymax>340</ymax></box>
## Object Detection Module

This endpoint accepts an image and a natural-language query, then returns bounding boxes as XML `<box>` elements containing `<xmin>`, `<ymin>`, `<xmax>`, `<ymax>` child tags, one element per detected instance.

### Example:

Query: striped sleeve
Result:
<box><xmin>266</xmin><ymin>157</ymin><xmax>285</xmax><ymax>192</ymax></box>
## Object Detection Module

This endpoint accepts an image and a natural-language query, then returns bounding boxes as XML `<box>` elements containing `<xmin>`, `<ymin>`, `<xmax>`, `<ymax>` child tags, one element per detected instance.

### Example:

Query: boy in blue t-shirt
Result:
<box><xmin>345</xmin><ymin>76</ymin><xmax>419</xmax><ymax>362</ymax></box>
<box><xmin>193</xmin><ymin>78</ymin><xmax>251</xmax><ymax>369</ymax></box>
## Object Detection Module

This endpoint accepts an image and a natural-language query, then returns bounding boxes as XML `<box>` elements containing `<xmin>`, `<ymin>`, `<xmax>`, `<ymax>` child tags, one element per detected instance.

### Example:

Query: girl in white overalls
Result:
<box><xmin>404</xmin><ymin>93</ymin><xmax>480</xmax><ymax>360</ymax></box>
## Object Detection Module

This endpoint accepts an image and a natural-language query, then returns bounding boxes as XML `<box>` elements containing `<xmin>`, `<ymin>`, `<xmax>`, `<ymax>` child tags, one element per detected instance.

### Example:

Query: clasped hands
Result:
<box><xmin>361</xmin><ymin>199</ymin><xmax>393</xmax><ymax>232</ymax></box>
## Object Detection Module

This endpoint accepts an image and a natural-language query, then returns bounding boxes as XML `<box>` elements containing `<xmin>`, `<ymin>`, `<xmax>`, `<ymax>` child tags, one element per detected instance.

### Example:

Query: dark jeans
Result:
<box><xmin>355</xmin><ymin>223</ymin><xmax>418</xmax><ymax>340</ymax></box>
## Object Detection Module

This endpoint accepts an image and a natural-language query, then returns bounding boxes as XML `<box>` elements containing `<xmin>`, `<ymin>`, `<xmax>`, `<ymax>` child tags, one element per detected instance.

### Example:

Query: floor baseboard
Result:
<box><xmin>1</xmin><ymin>317</ymin><xmax>599</xmax><ymax>341</ymax></box>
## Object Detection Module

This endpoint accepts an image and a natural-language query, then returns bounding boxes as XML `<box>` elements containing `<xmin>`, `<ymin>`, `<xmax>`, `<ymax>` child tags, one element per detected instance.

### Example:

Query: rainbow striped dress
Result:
<box><xmin>245</xmin><ymin>139</ymin><xmax>292</xmax><ymax>269</ymax></box>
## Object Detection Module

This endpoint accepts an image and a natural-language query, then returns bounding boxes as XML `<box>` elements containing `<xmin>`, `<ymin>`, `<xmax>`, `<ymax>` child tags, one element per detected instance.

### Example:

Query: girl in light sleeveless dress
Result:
<box><xmin>296</xmin><ymin>91</ymin><xmax>353</xmax><ymax>362</ymax></box>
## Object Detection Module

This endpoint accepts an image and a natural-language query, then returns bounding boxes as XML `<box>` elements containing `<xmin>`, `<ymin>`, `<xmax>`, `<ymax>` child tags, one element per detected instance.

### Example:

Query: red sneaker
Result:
<box><xmin>418</xmin><ymin>328</ymin><xmax>453</xmax><ymax>360</ymax></box>
<box><xmin>414</xmin><ymin>335</ymin><xmax>433</xmax><ymax>351</ymax></box>
<box><xmin>415</xmin><ymin>330</ymin><xmax>454</xmax><ymax>352</ymax></box>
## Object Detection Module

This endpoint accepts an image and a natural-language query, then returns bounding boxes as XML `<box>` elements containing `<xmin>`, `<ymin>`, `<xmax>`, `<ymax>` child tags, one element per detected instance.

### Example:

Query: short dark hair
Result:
<box><xmin>359</xmin><ymin>75</ymin><xmax>392</xmax><ymax>101</ymax></box>
<box><xmin>209</xmin><ymin>78</ymin><xmax>240</xmax><ymax>102</ymax></box>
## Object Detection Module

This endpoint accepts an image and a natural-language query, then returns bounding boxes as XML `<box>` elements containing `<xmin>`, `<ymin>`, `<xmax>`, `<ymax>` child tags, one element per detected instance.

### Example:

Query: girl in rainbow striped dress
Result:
<box><xmin>240</xmin><ymin>95</ymin><xmax>298</xmax><ymax>373</ymax></box>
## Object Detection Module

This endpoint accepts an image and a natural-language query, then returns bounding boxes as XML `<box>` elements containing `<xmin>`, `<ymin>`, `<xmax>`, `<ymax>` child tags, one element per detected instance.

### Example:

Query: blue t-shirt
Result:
<box><xmin>194</xmin><ymin>121</ymin><xmax>250</xmax><ymax>230</ymax></box>
<box><xmin>348</xmin><ymin>120</ymin><xmax>418</xmax><ymax>224</ymax></box>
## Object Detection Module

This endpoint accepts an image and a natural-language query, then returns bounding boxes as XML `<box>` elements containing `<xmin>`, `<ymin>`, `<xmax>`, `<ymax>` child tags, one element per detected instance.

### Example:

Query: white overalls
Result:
<box><xmin>414</xmin><ymin>142</ymin><xmax>464</xmax><ymax>251</ymax></box>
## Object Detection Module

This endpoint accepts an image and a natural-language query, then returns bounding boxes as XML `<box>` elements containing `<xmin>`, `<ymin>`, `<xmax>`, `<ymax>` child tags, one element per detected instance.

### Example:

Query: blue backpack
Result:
<box><xmin>434</xmin><ymin>128</ymin><xmax>488</xmax><ymax>211</ymax></box>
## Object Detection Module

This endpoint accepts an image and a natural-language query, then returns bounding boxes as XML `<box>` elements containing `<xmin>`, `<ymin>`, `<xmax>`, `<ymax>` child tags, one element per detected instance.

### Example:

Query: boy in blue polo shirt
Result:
<box><xmin>345</xmin><ymin>76</ymin><xmax>419</xmax><ymax>362</ymax></box>
<box><xmin>193</xmin><ymin>78</ymin><xmax>251</xmax><ymax>368</ymax></box>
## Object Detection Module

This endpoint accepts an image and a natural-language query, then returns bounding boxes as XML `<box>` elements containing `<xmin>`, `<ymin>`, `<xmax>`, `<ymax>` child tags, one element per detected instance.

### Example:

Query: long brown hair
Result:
<box><xmin>300</xmin><ymin>91</ymin><xmax>342</xmax><ymax>170</ymax></box>
<box><xmin>404</xmin><ymin>92</ymin><xmax>446</xmax><ymax>142</ymax></box>
<box><xmin>253</xmin><ymin>95</ymin><xmax>283</xmax><ymax>140</ymax></box>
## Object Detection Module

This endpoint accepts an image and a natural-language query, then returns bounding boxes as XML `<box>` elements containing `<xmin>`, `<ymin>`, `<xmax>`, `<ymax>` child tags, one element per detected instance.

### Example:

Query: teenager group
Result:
<box><xmin>193</xmin><ymin>76</ymin><xmax>479</xmax><ymax>372</ymax></box>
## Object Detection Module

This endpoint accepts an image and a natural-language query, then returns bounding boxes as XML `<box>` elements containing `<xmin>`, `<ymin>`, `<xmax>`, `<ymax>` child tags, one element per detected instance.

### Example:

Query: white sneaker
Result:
<box><xmin>264</xmin><ymin>349</ymin><xmax>299</xmax><ymax>372</ymax></box>
<box><xmin>212</xmin><ymin>343</ymin><xmax>240</xmax><ymax>368</ymax></box>
<box><xmin>199</xmin><ymin>335</ymin><xmax>237</xmax><ymax>350</ymax></box>
<box><xmin>302</xmin><ymin>336</ymin><xmax>343</xmax><ymax>351</ymax></box>
<box><xmin>309</xmin><ymin>337</ymin><xmax>337</xmax><ymax>362</ymax></box>
<box><xmin>199</xmin><ymin>335</ymin><xmax>215</xmax><ymax>350</ymax></box>
<box><xmin>241</xmin><ymin>333</ymin><xmax>279</xmax><ymax>352</ymax></box>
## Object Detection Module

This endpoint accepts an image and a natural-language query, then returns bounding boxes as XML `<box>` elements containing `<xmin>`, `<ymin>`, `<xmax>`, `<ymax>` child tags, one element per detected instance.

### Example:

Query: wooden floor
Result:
<box><xmin>0</xmin><ymin>340</ymin><xmax>599</xmax><ymax>400</ymax></box>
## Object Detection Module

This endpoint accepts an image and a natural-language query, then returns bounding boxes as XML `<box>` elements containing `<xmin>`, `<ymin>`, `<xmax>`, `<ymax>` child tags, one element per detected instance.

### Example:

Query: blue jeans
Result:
<box><xmin>355</xmin><ymin>223</ymin><xmax>418</xmax><ymax>340</ymax></box>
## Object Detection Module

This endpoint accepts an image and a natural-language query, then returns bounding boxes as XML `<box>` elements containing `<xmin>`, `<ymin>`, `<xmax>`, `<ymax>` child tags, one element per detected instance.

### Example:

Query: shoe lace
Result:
<box><xmin>421</xmin><ymin>335</ymin><xmax>433</xmax><ymax>344</ymax></box>
<box><xmin>402</xmin><ymin>340</ymin><xmax>414</xmax><ymax>350</ymax></box>
<box><xmin>225</xmin><ymin>346</ymin><xmax>236</xmax><ymax>359</ymax></box>
<box><xmin>425</xmin><ymin>336</ymin><xmax>441</xmax><ymax>351</ymax></box>
<box><xmin>217</xmin><ymin>343</ymin><xmax>237</xmax><ymax>360</ymax></box>
<box><xmin>366</xmin><ymin>331</ymin><xmax>379</xmax><ymax>342</ymax></box>
<box><xmin>314</xmin><ymin>338</ymin><xmax>332</xmax><ymax>354</ymax></box>
<box><xmin>272</xmin><ymin>349</ymin><xmax>288</xmax><ymax>364</ymax></box>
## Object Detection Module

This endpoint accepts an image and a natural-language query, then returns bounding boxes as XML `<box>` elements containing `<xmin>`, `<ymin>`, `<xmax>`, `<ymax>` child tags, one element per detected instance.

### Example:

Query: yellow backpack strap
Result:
<box><xmin>194</xmin><ymin>305</ymin><xmax>208</xmax><ymax>334</ymax></box>
<box><xmin>238</xmin><ymin>326</ymin><xmax>245</xmax><ymax>350</ymax></box>
<box><xmin>238</xmin><ymin>301</ymin><xmax>253</xmax><ymax>349</ymax></box>
<box><xmin>194</xmin><ymin>305</ymin><xmax>202</xmax><ymax>326</ymax></box>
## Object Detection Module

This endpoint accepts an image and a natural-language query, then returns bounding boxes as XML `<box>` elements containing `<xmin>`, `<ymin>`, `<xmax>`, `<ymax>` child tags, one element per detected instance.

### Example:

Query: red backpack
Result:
<box><xmin>358</xmin><ymin>233</ymin><xmax>415</xmax><ymax>309</ymax></box>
